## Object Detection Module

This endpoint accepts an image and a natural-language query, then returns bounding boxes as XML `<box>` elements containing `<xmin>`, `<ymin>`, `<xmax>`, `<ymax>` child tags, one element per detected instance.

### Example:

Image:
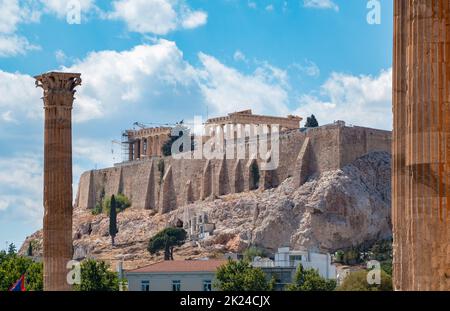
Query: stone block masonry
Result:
<box><xmin>76</xmin><ymin>122</ymin><xmax>391</xmax><ymax>220</ymax></box>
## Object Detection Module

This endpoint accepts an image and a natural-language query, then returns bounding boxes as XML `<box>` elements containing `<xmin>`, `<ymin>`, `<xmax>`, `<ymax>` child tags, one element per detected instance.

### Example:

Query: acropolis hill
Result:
<box><xmin>76</xmin><ymin>111</ymin><xmax>391</xmax><ymax>213</ymax></box>
<box><xmin>21</xmin><ymin>111</ymin><xmax>393</xmax><ymax>269</ymax></box>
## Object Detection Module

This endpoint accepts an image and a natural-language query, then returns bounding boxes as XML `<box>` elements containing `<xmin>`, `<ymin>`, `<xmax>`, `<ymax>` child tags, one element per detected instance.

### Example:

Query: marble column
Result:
<box><xmin>393</xmin><ymin>0</ymin><xmax>450</xmax><ymax>291</ymax></box>
<box><xmin>35</xmin><ymin>72</ymin><xmax>82</xmax><ymax>291</ymax></box>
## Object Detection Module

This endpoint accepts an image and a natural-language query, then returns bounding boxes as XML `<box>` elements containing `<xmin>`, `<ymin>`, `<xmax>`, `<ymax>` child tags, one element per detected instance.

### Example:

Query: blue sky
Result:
<box><xmin>0</xmin><ymin>0</ymin><xmax>393</xmax><ymax>250</ymax></box>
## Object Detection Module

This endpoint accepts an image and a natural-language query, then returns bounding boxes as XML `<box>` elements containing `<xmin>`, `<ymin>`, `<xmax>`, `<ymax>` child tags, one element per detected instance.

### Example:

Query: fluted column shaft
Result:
<box><xmin>35</xmin><ymin>72</ymin><xmax>82</xmax><ymax>291</ymax></box>
<box><xmin>393</xmin><ymin>0</ymin><xmax>450</xmax><ymax>291</ymax></box>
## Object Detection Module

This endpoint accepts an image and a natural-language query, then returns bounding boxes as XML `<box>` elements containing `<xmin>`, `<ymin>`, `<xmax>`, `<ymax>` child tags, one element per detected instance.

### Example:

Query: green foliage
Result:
<box><xmin>243</xmin><ymin>246</ymin><xmax>266</xmax><ymax>262</ymax></box>
<box><xmin>305</xmin><ymin>114</ymin><xmax>319</xmax><ymax>128</ymax></box>
<box><xmin>109</xmin><ymin>195</ymin><xmax>119</xmax><ymax>246</ymax></box>
<box><xmin>214</xmin><ymin>260</ymin><xmax>273</xmax><ymax>291</ymax></box>
<box><xmin>8</xmin><ymin>243</ymin><xmax>16</xmax><ymax>255</ymax></box>
<box><xmin>334</xmin><ymin>239</ymin><xmax>393</xmax><ymax>276</ymax></box>
<box><xmin>147</xmin><ymin>227</ymin><xmax>187</xmax><ymax>260</ymax></box>
<box><xmin>337</xmin><ymin>269</ymin><xmax>393</xmax><ymax>291</ymax></box>
<box><xmin>91</xmin><ymin>203</ymin><xmax>102</xmax><ymax>215</ymax></box>
<box><xmin>73</xmin><ymin>259</ymin><xmax>119</xmax><ymax>291</ymax></box>
<box><xmin>27</xmin><ymin>242</ymin><xmax>33</xmax><ymax>257</ymax></box>
<box><xmin>0</xmin><ymin>247</ymin><xmax>43</xmax><ymax>291</ymax></box>
<box><xmin>250</xmin><ymin>161</ymin><xmax>260</xmax><ymax>190</ymax></box>
<box><xmin>285</xmin><ymin>264</ymin><xmax>336</xmax><ymax>291</ymax></box>
<box><xmin>102</xmin><ymin>194</ymin><xmax>131</xmax><ymax>215</ymax></box>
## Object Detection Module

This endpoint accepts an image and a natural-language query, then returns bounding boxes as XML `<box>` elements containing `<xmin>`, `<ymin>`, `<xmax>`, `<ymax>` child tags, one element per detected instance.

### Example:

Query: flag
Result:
<box><xmin>9</xmin><ymin>274</ymin><xmax>26</xmax><ymax>292</ymax></box>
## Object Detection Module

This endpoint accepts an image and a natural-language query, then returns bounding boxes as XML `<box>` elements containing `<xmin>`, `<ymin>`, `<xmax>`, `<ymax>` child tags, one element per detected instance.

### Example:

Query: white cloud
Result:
<box><xmin>181</xmin><ymin>10</ymin><xmax>208</xmax><ymax>29</ymax></box>
<box><xmin>64</xmin><ymin>39</ymin><xmax>197</xmax><ymax>122</ymax></box>
<box><xmin>197</xmin><ymin>53</ymin><xmax>290</xmax><ymax>116</ymax></box>
<box><xmin>294</xmin><ymin>68</ymin><xmax>392</xmax><ymax>130</ymax></box>
<box><xmin>1</xmin><ymin>110</ymin><xmax>17</xmax><ymax>123</ymax></box>
<box><xmin>233</xmin><ymin>50</ymin><xmax>247</xmax><ymax>62</ymax></box>
<box><xmin>248</xmin><ymin>1</ymin><xmax>257</xmax><ymax>9</ymax></box>
<box><xmin>74</xmin><ymin>138</ymin><xmax>115</xmax><ymax>168</ymax></box>
<box><xmin>40</xmin><ymin>0</ymin><xmax>96</xmax><ymax>18</ymax></box>
<box><xmin>0</xmin><ymin>70</ymin><xmax>42</xmax><ymax>120</ymax></box>
<box><xmin>303</xmin><ymin>0</ymin><xmax>339</xmax><ymax>11</ymax></box>
<box><xmin>0</xmin><ymin>34</ymin><xmax>39</xmax><ymax>57</ymax></box>
<box><xmin>108</xmin><ymin>0</ymin><xmax>208</xmax><ymax>35</ymax></box>
<box><xmin>0</xmin><ymin>155</ymin><xmax>43</xmax><ymax>224</ymax></box>
<box><xmin>291</xmin><ymin>59</ymin><xmax>320</xmax><ymax>77</ymax></box>
<box><xmin>0</xmin><ymin>0</ymin><xmax>41</xmax><ymax>56</ymax></box>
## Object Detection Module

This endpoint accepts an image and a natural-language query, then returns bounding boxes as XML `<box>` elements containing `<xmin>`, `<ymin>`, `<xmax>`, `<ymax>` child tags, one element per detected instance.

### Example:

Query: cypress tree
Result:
<box><xmin>109</xmin><ymin>195</ymin><xmax>118</xmax><ymax>246</ymax></box>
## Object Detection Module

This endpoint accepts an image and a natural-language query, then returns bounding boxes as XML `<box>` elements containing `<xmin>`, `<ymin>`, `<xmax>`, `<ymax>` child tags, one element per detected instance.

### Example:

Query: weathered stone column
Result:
<box><xmin>128</xmin><ymin>142</ymin><xmax>134</xmax><ymax>162</ymax></box>
<box><xmin>35</xmin><ymin>72</ymin><xmax>82</xmax><ymax>291</ymax></box>
<box><xmin>393</xmin><ymin>0</ymin><xmax>450</xmax><ymax>291</ymax></box>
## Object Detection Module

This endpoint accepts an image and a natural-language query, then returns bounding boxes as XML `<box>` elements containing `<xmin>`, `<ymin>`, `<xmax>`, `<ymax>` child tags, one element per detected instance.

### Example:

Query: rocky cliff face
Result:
<box><xmin>20</xmin><ymin>151</ymin><xmax>391</xmax><ymax>270</ymax></box>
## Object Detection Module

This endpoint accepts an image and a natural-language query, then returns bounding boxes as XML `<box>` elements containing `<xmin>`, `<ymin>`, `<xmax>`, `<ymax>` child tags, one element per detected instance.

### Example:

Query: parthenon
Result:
<box><xmin>125</xmin><ymin>110</ymin><xmax>303</xmax><ymax>162</ymax></box>
<box><xmin>205</xmin><ymin>109</ymin><xmax>302</xmax><ymax>133</ymax></box>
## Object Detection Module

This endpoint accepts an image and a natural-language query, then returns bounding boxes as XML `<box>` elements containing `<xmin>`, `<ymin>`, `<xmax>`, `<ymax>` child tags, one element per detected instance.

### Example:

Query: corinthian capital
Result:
<box><xmin>35</xmin><ymin>72</ymin><xmax>82</xmax><ymax>107</ymax></box>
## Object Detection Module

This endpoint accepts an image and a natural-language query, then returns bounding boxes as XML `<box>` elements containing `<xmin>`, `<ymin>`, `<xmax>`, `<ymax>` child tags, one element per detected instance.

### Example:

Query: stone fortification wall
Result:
<box><xmin>75</xmin><ymin>123</ymin><xmax>391</xmax><ymax>214</ymax></box>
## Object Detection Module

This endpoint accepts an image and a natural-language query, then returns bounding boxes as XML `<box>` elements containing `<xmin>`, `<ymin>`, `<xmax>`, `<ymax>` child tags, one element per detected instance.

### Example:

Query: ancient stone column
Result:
<box><xmin>393</xmin><ymin>0</ymin><xmax>450</xmax><ymax>291</ymax></box>
<box><xmin>35</xmin><ymin>72</ymin><xmax>82</xmax><ymax>291</ymax></box>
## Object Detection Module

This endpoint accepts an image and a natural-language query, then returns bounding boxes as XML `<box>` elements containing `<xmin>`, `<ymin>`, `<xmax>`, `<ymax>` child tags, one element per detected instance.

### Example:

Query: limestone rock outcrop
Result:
<box><xmin>20</xmin><ymin>151</ymin><xmax>392</xmax><ymax>271</ymax></box>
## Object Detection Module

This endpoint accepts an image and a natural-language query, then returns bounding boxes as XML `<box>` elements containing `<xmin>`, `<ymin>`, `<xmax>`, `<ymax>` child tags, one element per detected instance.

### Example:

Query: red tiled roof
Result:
<box><xmin>127</xmin><ymin>260</ymin><xmax>228</xmax><ymax>274</ymax></box>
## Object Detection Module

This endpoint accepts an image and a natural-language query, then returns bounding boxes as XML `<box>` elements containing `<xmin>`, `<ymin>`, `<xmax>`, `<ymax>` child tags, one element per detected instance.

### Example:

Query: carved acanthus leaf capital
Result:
<box><xmin>35</xmin><ymin>72</ymin><xmax>82</xmax><ymax>95</ymax></box>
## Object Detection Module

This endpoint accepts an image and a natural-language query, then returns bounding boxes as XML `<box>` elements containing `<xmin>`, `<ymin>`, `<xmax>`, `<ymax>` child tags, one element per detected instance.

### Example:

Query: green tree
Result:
<box><xmin>305</xmin><ymin>115</ymin><xmax>319</xmax><ymax>128</ymax></box>
<box><xmin>103</xmin><ymin>194</ymin><xmax>131</xmax><ymax>215</ymax></box>
<box><xmin>286</xmin><ymin>264</ymin><xmax>336</xmax><ymax>291</ymax></box>
<box><xmin>27</xmin><ymin>242</ymin><xmax>33</xmax><ymax>257</ymax></box>
<box><xmin>109</xmin><ymin>195</ymin><xmax>119</xmax><ymax>246</ymax></box>
<box><xmin>243</xmin><ymin>246</ymin><xmax>266</xmax><ymax>262</ymax></box>
<box><xmin>73</xmin><ymin>259</ymin><xmax>119</xmax><ymax>291</ymax></box>
<box><xmin>250</xmin><ymin>161</ymin><xmax>260</xmax><ymax>190</ymax></box>
<box><xmin>214</xmin><ymin>260</ymin><xmax>272</xmax><ymax>291</ymax></box>
<box><xmin>8</xmin><ymin>243</ymin><xmax>16</xmax><ymax>255</ymax></box>
<box><xmin>0</xmin><ymin>249</ymin><xmax>43</xmax><ymax>291</ymax></box>
<box><xmin>337</xmin><ymin>269</ymin><xmax>393</xmax><ymax>291</ymax></box>
<box><xmin>147</xmin><ymin>227</ymin><xmax>187</xmax><ymax>260</ymax></box>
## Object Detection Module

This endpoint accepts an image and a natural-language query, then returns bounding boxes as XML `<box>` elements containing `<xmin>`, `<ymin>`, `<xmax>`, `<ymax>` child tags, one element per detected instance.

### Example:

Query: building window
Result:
<box><xmin>203</xmin><ymin>280</ymin><xmax>212</xmax><ymax>291</ymax></box>
<box><xmin>141</xmin><ymin>280</ymin><xmax>150</xmax><ymax>291</ymax></box>
<box><xmin>172</xmin><ymin>280</ymin><xmax>181</xmax><ymax>291</ymax></box>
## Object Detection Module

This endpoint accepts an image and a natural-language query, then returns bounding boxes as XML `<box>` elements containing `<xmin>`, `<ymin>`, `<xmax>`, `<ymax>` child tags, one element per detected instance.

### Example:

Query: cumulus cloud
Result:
<box><xmin>303</xmin><ymin>0</ymin><xmax>339</xmax><ymax>11</ymax></box>
<box><xmin>56</xmin><ymin>40</ymin><xmax>291</xmax><ymax>122</ymax></box>
<box><xmin>108</xmin><ymin>0</ymin><xmax>208</xmax><ymax>35</ymax></box>
<box><xmin>40</xmin><ymin>0</ymin><xmax>96</xmax><ymax>18</ymax></box>
<box><xmin>0</xmin><ymin>0</ymin><xmax>41</xmax><ymax>56</ymax></box>
<box><xmin>181</xmin><ymin>10</ymin><xmax>208</xmax><ymax>29</ymax></box>
<box><xmin>294</xmin><ymin>68</ymin><xmax>392</xmax><ymax>130</ymax></box>
<box><xmin>197</xmin><ymin>53</ymin><xmax>290</xmax><ymax>116</ymax></box>
<box><xmin>74</xmin><ymin>138</ymin><xmax>116</xmax><ymax>168</ymax></box>
<box><xmin>63</xmin><ymin>39</ymin><xmax>197</xmax><ymax>122</ymax></box>
<box><xmin>0</xmin><ymin>155</ymin><xmax>43</xmax><ymax>224</ymax></box>
<box><xmin>0</xmin><ymin>70</ymin><xmax>42</xmax><ymax>120</ymax></box>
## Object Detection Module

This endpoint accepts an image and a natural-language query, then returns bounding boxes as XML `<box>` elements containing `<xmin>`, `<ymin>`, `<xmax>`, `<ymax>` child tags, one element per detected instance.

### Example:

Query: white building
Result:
<box><xmin>253</xmin><ymin>247</ymin><xmax>336</xmax><ymax>280</ymax></box>
<box><xmin>125</xmin><ymin>259</ymin><xmax>226</xmax><ymax>291</ymax></box>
